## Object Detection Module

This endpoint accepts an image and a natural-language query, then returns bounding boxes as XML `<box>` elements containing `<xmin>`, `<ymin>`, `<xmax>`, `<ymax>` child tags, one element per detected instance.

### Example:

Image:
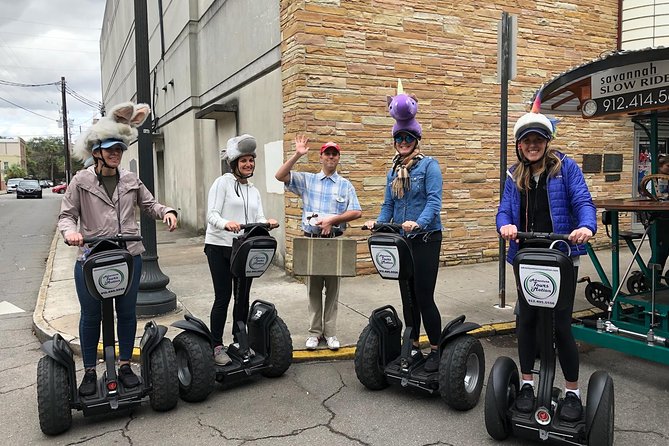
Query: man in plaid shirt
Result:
<box><xmin>275</xmin><ymin>135</ymin><xmax>362</xmax><ymax>350</ymax></box>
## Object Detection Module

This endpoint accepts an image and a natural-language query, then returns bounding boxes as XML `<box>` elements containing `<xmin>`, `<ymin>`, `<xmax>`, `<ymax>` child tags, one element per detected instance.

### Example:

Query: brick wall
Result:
<box><xmin>280</xmin><ymin>0</ymin><xmax>632</xmax><ymax>274</ymax></box>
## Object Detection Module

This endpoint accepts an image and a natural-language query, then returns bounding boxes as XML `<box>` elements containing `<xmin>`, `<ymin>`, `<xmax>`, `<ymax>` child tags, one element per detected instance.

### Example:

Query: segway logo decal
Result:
<box><xmin>519</xmin><ymin>264</ymin><xmax>561</xmax><ymax>308</ymax></box>
<box><xmin>370</xmin><ymin>246</ymin><xmax>400</xmax><ymax>279</ymax></box>
<box><xmin>91</xmin><ymin>262</ymin><xmax>130</xmax><ymax>298</ymax></box>
<box><xmin>245</xmin><ymin>248</ymin><xmax>275</xmax><ymax>277</ymax></box>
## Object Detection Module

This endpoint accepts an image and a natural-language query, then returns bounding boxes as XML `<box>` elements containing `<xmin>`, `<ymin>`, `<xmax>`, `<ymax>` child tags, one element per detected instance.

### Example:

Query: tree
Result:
<box><xmin>5</xmin><ymin>164</ymin><xmax>27</xmax><ymax>179</ymax></box>
<box><xmin>26</xmin><ymin>137</ymin><xmax>73</xmax><ymax>180</ymax></box>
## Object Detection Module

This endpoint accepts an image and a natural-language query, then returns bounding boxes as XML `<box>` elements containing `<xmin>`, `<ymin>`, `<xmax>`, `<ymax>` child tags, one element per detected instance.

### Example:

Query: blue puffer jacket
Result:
<box><xmin>377</xmin><ymin>155</ymin><xmax>443</xmax><ymax>235</ymax></box>
<box><xmin>496</xmin><ymin>152</ymin><xmax>597</xmax><ymax>263</ymax></box>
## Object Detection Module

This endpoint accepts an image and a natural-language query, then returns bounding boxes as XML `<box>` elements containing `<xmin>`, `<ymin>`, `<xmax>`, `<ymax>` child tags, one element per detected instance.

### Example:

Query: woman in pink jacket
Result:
<box><xmin>58</xmin><ymin>102</ymin><xmax>178</xmax><ymax>397</ymax></box>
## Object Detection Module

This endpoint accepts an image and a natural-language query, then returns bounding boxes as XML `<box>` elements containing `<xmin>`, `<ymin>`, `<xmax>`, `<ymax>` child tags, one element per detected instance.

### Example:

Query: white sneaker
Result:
<box><xmin>326</xmin><ymin>336</ymin><xmax>340</xmax><ymax>350</ymax></box>
<box><xmin>213</xmin><ymin>345</ymin><xmax>232</xmax><ymax>365</ymax></box>
<box><xmin>305</xmin><ymin>336</ymin><xmax>319</xmax><ymax>350</ymax></box>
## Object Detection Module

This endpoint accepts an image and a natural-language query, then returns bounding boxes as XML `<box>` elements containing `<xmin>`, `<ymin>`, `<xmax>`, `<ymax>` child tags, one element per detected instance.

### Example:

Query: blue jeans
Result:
<box><xmin>74</xmin><ymin>256</ymin><xmax>142</xmax><ymax>368</ymax></box>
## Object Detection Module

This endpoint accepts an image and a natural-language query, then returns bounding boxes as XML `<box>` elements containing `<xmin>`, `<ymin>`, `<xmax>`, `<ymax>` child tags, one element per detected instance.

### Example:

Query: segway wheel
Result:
<box><xmin>626</xmin><ymin>272</ymin><xmax>649</xmax><ymax>294</ymax></box>
<box><xmin>584</xmin><ymin>282</ymin><xmax>612</xmax><ymax>311</ymax></box>
<box><xmin>148</xmin><ymin>338</ymin><xmax>179</xmax><ymax>411</ymax></box>
<box><xmin>173</xmin><ymin>332</ymin><xmax>215</xmax><ymax>402</ymax></box>
<box><xmin>36</xmin><ymin>355</ymin><xmax>72</xmax><ymax>435</ymax></box>
<box><xmin>438</xmin><ymin>335</ymin><xmax>485</xmax><ymax>411</ymax></box>
<box><xmin>484</xmin><ymin>356</ymin><xmax>519</xmax><ymax>440</ymax></box>
<box><xmin>587</xmin><ymin>372</ymin><xmax>615</xmax><ymax>446</ymax></box>
<box><xmin>261</xmin><ymin>316</ymin><xmax>293</xmax><ymax>378</ymax></box>
<box><xmin>354</xmin><ymin>325</ymin><xmax>388</xmax><ymax>390</ymax></box>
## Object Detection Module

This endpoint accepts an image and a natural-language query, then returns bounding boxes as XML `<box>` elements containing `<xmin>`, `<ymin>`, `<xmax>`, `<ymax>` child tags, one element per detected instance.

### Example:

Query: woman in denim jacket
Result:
<box><xmin>364</xmin><ymin>88</ymin><xmax>444</xmax><ymax>373</ymax></box>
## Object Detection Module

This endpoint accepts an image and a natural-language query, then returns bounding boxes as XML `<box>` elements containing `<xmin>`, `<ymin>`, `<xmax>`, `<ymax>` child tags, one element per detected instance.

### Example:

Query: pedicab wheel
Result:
<box><xmin>587</xmin><ymin>372</ymin><xmax>615</xmax><ymax>446</ymax></box>
<box><xmin>354</xmin><ymin>325</ymin><xmax>388</xmax><ymax>390</ymax></box>
<box><xmin>148</xmin><ymin>338</ymin><xmax>179</xmax><ymax>411</ymax></box>
<box><xmin>173</xmin><ymin>332</ymin><xmax>215</xmax><ymax>402</ymax></box>
<box><xmin>584</xmin><ymin>282</ymin><xmax>612</xmax><ymax>311</ymax></box>
<box><xmin>484</xmin><ymin>356</ymin><xmax>519</xmax><ymax>441</ymax></box>
<box><xmin>261</xmin><ymin>316</ymin><xmax>293</xmax><ymax>378</ymax></box>
<box><xmin>438</xmin><ymin>335</ymin><xmax>485</xmax><ymax>411</ymax></box>
<box><xmin>36</xmin><ymin>355</ymin><xmax>72</xmax><ymax>435</ymax></box>
<box><xmin>626</xmin><ymin>272</ymin><xmax>649</xmax><ymax>294</ymax></box>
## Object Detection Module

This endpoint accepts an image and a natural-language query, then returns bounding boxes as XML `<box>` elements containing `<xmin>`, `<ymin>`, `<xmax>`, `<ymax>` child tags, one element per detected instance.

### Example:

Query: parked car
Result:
<box><xmin>52</xmin><ymin>183</ymin><xmax>67</xmax><ymax>194</ymax></box>
<box><xmin>39</xmin><ymin>180</ymin><xmax>54</xmax><ymax>188</ymax></box>
<box><xmin>6</xmin><ymin>178</ymin><xmax>24</xmax><ymax>194</ymax></box>
<box><xmin>16</xmin><ymin>179</ymin><xmax>42</xmax><ymax>199</ymax></box>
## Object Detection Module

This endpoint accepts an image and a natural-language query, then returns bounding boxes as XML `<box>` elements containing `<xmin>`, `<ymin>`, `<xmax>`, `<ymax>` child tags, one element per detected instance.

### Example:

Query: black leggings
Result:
<box><xmin>204</xmin><ymin>244</ymin><xmax>253</xmax><ymax>345</ymax></box>
<box><xmin>400</xmin><ymin>232</ymin><xmax>442</xmax><ymax>346</ymax></box>
<box><xmin>516</xmin><ymin>266</ymin><xmax>579</xmax><ymax>383</ymax></box>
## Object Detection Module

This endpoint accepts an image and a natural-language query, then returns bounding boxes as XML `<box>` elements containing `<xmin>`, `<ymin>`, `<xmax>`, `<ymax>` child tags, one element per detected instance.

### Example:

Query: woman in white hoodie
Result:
<box><xmin>205</xmin><ymin>135</ymin><xmax>278</xmax><ymax>365</ymax></box>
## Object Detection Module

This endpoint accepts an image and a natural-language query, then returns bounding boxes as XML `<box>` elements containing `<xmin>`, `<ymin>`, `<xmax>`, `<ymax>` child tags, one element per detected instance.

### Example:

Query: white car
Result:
<box><xmin>6</xmin><ymin>178</ymin><xmax>24</xmax><ymax>194</ymax></box>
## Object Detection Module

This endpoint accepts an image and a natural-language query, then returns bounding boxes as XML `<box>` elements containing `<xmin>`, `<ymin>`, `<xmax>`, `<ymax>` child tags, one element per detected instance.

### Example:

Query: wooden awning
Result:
<box><xmin>536</xmin><ymin>47</ymin><xmax>669</xmax><ymax>119</ymax></box>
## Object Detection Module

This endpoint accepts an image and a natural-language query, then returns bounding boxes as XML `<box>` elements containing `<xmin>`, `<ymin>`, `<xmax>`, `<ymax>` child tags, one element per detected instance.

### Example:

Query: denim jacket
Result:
<box><xmin>377</xmin><ymin>156</ymin><xmax>443</xmax><ymax>235</ymax></box>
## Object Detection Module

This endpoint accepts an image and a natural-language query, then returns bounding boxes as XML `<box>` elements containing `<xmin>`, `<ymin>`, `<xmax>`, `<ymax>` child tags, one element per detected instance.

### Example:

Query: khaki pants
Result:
<box><xmin>307</xmin><ymin>275</ymin><xmax>340</xmax><ymax>337</ymax></box>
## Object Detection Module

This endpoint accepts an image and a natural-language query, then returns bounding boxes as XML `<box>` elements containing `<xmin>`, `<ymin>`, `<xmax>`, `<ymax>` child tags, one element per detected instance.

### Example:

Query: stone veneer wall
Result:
<box><xmin>280</xmin><ymin>0</ymin><xmax>632</xmax><ymax>274</ymax></box>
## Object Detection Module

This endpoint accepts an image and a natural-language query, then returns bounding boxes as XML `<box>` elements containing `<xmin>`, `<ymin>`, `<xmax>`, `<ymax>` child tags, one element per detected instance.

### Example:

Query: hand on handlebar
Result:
<box><xmin>499</xmin><ymin>224</ymin><xmax>519</xmax><ymax>243</ymax></box>
<box><xmin>64</xmin><ymin>231</ymin><xmax>84</xmax><ymax>246</ymax></box>
<box><xmin>568</xmin><ymin>227</ymin><xmax>593</xmax><ymax>245</ymax></box>
<box><xmin>401</xmin><ymin>220</ymin><xmax>420</xmax><ymax>233</ymax></box>
<box><xmin>267</xmin><ymin>218</ymin><xmax>280</xmax><ymax>229</ymax></box>
<box><xmin>225</xmin><ymin>221</ymin><xmax>241</xmax><ymax>233</ymax></box>
<box><xmin>363</xmin><ymin>220</ymin><xmax>376</xmax><ymax>230</ymax></box>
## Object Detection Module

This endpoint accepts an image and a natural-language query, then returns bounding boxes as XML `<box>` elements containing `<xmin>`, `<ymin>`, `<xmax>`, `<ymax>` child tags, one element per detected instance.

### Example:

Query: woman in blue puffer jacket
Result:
<box><xmin>496</xmin><ymin>111</ymin><xmax>596</xmax><ymax>423</ymax></box>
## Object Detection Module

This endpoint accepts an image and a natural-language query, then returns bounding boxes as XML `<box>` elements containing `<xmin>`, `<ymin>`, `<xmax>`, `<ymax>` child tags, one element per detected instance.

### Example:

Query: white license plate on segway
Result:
<box><xmin>244</xmin><ymin>248</ymin><xmax>274</xmax><ymax>277</ymax></box>
<box><xmin>91</xmin><ymin>262</ymin><xmax>130</xmax><ymax>298</ymax></box>
<box><xmin>519</xmin><ymin>264</ymin><xmax>561</xmax><ymax>308</ymax></box>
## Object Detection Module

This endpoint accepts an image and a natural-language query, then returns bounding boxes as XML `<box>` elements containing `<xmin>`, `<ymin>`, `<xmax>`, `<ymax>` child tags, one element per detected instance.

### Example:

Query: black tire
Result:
<box><xmin>173</xmin><ymin>332</ymin><xmax>215</xmax><ymax>402</ymax></box>
<box><xmin>626</xmin><ymin>272</ymin><xmax>649</xmax><ymax>294</ymax></box>
<box><xmin>148</xmin><ymin>338</ymin><xmax>179</xmax><ymax>411</ymax></box>
<box><xmin>36</xmin><ymin>356</ymin><xmax>72</xmax><ymax>435</ymax></box>
<box><xmin>354</xmin><ymin>325</ymin><xmax>388</xmax><ymax>390</ymax></box>
<box><xmin>261</xmin><ymin>316</ymin><xmax>293</xmax><ymax>378</ymax></box>
<box><xmin>438</xmin><ymin>335</ymin><xmax>485</xmax><ymax>411</ymax></box>
<box><xmin>588</xmin><ymin>374</ymin><xmax>615</xmax><ymax>446</ymax></box>
<box><xmin>585</xmin><ymin>282</ymin><xmax>612</xmax><ymax>311</ymax></box>
<box><xmin>484</xmin><ymin>356</ymin><xmax>519</xmax><ymax>441</ymax></box>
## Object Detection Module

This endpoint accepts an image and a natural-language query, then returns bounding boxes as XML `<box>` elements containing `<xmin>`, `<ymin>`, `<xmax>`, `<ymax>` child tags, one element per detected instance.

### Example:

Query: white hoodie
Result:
<box><xmin>205</xmin><ymin>173</ymin><xmax>267</xmax><ymax>247</ymax></box>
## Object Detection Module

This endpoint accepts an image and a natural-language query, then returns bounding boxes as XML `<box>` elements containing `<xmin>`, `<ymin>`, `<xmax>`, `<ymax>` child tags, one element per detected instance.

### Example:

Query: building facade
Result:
<box><xmin>0</xmin><ymin>137</ymin><xmax>27</xmax><ymax>189</ymax></box>
<box><xmin>99</xmin><ymin>0</ymin><xmax>663</xmax><ymax>274</ymax></box>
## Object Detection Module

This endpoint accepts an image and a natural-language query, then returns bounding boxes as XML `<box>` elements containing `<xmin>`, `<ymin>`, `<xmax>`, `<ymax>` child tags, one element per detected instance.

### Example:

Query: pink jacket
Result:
<box><xmin>58</xmin><ymin>166</ymin><xmax>176</xmax><ymax>259</ymax></box>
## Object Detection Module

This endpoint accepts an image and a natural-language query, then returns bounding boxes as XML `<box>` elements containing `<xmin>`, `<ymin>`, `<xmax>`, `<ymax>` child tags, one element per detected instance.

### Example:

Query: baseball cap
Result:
<box><xmin>91</xmin><ymin>138</ymin><xmax>128</xmax><ymax>151</ymax></box>
<box><xmin>320</xmin><ymin>141</ymin><xmax>341</xmax><ymax>154</ymax></box>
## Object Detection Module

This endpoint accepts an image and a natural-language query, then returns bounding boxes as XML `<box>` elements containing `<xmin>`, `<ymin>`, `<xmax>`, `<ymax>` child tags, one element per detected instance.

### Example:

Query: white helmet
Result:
<box><xmin>223</xmin><ymin>134</ymin><xmax>257</xmax><ymax>164</ymax></box>
<box><xmin>513</xmin><ymin>112</ymin><xmax>553</xmax><ymax>142</ymax></box>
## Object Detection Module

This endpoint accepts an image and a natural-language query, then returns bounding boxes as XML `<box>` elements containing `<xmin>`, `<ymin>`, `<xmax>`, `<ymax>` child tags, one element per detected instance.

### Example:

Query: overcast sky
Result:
<box><xmin>0</xmin><ymin>0</ymin><xmax>106</xmax><ymax>142</ymax></box>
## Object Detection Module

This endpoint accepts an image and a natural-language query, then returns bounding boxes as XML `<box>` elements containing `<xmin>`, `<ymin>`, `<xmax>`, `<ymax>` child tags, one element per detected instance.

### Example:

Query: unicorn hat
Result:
<box><xmin>387</xmin><ymin>79</ymin><xmax>422</xmax><ymax>140</ymax></box>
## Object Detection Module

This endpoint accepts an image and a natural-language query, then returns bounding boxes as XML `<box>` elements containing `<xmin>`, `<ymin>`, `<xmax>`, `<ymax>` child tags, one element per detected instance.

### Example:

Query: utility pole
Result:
<box><xmin>61</xmin><ymin>76</ymin><xmax>71</xmax><ymax>183</ymax></box>
<box><xmin>134</xmin><ymin>0</ymin><xmax>176</xmax><ymax>316</ymax></box>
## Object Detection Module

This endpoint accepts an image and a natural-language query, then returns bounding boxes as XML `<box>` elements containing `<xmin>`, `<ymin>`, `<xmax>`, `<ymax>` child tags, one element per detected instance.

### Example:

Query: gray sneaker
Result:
<box><xmin>213</xmin><ymin>345</ymin><xmax>232</xmax><ymax>365</ymax></box>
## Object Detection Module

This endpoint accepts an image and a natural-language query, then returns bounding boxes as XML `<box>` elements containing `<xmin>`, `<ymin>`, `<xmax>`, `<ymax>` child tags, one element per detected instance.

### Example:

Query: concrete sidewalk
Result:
<box><xmin>33</xmin><ymin>228</ymin><xmax>636</xmax><ymax>362</ymax></box>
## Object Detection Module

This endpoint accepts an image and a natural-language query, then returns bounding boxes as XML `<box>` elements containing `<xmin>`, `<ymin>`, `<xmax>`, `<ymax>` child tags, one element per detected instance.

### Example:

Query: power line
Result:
<box><xmin>0</xmin><ymin>96</ymin><xmax>58</xmax><ymax>121</ymax></box>
<box><xmin>0</xmin><ymin>78</ymin><xmax>60</xmax><ymax>87</ymax></box>
<box><xmin>64</xmin><ymin>86</ymin><xmax>102</xmax><ymax>110</ymax></box>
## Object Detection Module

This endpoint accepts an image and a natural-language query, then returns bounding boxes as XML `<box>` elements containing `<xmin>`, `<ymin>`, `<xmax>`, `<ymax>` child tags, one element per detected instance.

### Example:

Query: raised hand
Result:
<box><xmin>295</xmin><ymin>134</ymin><xmax>309</xmax><ymax>157</ymax></box>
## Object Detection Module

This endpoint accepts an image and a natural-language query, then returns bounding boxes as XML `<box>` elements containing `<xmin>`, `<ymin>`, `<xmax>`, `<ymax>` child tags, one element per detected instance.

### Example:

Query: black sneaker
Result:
<box><xmin>409</xmin><ymin>347</ymin><xmax>424</xmax><ymax>365</ymax></box>
<box><xmin>118</xmin><ymin>364</ymin><xmax>140</xmax><ymax>388</ymax></box>
<box><xmin>424</xmin><ymin>349</ymin><xmax>440</xmax><ymax>373</ymax></box>
<box><xmin>78</xmin><ymin>368</ymin><xmax>97</xmax><ymax>396</ymax></box>
<box><xmin>515</xmin><ymin>384</ymin><xmax>535</xmax><ymax>413</ymax></box>
<box><xmin>559</xmin><ymin>391</ymin><xmax>583</xmax><ymax>422</ymax></box>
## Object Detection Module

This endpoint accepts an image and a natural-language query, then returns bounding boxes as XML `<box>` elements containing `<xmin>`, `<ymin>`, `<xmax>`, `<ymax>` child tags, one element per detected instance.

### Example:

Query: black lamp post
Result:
<box><xmin>134</xmin><ymin>0</ymin><xmax>176</xmax><ymax>316</ymax></box>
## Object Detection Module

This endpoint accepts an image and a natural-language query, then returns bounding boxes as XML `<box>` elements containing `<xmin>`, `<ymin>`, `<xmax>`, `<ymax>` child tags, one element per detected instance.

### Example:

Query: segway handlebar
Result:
<box><xmin>516</xmin><ymin>232</ymin><xmax>570</xmax><ymax>241</ymax></box>
<box><xmin>361</xmin><ymin>223</ymin><xmax>419</xmax><ymax>233</ymax></box>
<box><xmin>65</xmin><ymin>235</ymin><xmax>143</xmax><ymax>245</ymax></box>
<box><xmin>239</xmin><ymin>222</ymin><xmax>278</xmax><ymax>230</ymax></box>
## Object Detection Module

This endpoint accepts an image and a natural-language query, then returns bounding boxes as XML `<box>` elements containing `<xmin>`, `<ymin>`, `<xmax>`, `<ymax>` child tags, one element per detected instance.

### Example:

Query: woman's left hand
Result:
<box><xmin>267</xmin><ymin>218</ymin><xmax>279</xmax><ymax>229</ymax></box>
<box><xmin>163</xmin><ymin>212</ymin><xmax>178</xmax><ymax>232</ymax></box>
<box><xmin>402</xmin><ymin>220</ymin><xmax>420</xmax><ymax>232</ymax></box>
<box><xmin>569</xmin><ymin>227</ymin><xmax>593</xmax><ymax>245</ymax></box>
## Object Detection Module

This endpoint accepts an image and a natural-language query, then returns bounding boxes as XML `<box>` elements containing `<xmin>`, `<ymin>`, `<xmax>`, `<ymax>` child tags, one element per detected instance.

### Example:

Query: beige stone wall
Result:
<box><xmin>280</xmin><ymin>0</ymin><xmax>631</xmax><ymax>274</ymax></box>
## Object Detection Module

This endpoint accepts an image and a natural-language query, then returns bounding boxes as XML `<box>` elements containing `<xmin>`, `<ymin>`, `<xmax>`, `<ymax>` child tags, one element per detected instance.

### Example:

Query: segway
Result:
<box><xmin>172</xmin><ymin>223</ymin><xmax>292</xmax><ymax>402</ymax></box>
<box><xmin>354</xmin><ymin>223</ymin><xmax>485</xmax><ymax>411</ymax></box>
<box><xmin>485</xmin><ymin>232</ymin><xmax>615</xmax><ymax>445</ymax></box>
<box><xmin>36</xmin><ymin>235</ymin><xmax>179</xmax><ymax>436</ymax></box>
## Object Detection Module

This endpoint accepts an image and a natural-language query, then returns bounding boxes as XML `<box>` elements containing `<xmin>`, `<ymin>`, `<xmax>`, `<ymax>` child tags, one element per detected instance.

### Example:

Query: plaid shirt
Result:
<box><xmin>286</xmin><ymin>170</ymin><xmax>361</xmax><ymax>235</ymax></box>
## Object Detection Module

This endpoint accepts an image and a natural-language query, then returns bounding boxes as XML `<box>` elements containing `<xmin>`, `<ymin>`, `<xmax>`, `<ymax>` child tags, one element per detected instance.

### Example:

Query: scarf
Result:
<box><xmin>391</xmin><ymin>150</ymin><xmax>423</xmax><ymax>198</ymax></box>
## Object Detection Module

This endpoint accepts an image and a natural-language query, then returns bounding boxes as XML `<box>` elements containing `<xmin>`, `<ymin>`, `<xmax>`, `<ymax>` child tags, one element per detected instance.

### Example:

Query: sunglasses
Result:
<box><xmin>394</xmin><ymin>134</ymin><xmax>417</xmax><ymax>144</ymax></box>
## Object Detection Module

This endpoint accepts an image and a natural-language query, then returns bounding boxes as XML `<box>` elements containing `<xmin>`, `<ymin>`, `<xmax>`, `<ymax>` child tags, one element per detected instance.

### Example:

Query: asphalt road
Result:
<box><xmin>0</xmin><ymin>191</ymin><xmax>668</xmax><ymax>445</ymax></box>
